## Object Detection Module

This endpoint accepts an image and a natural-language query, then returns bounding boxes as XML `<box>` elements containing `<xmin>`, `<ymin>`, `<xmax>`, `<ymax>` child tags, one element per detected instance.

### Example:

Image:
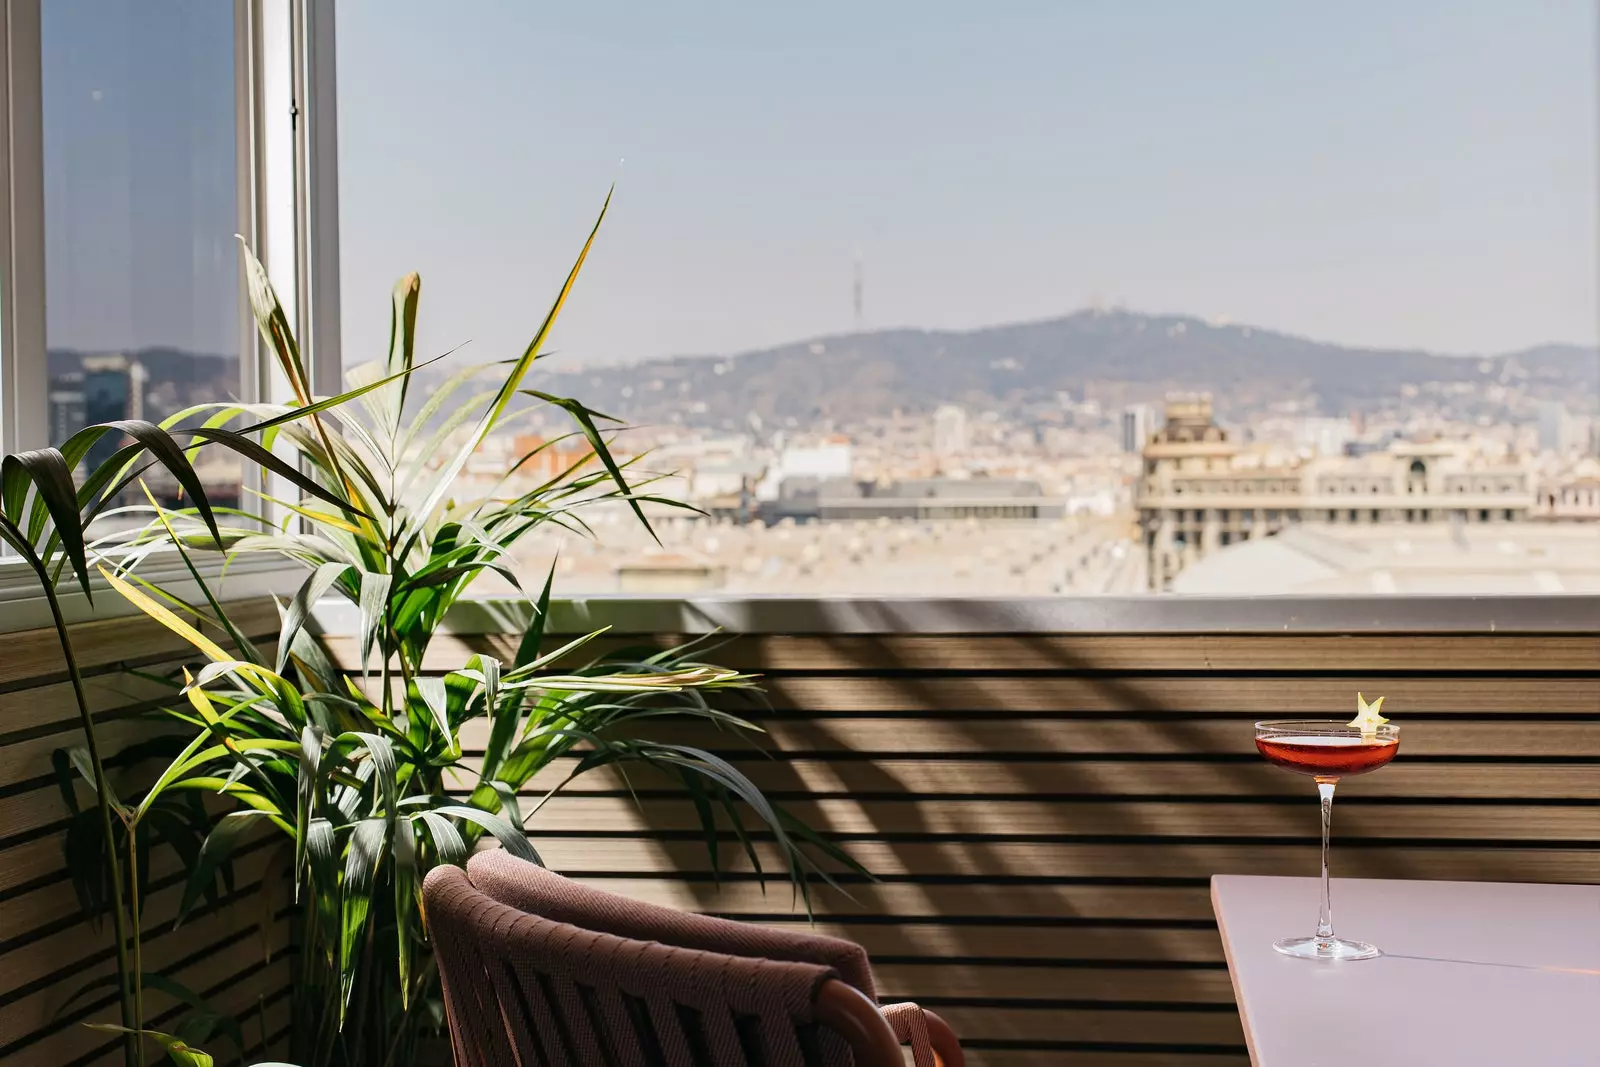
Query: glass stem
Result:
<box><xmin>1315</xmin><ymin>778</ymin><xmax>1337</xmax><ymax>942</ymax></box>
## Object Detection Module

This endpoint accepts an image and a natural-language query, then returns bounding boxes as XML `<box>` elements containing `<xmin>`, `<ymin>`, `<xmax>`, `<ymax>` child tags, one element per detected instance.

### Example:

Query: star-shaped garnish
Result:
<box><xmin>1347</xmin><ymin>692</ymin><xmax>1388</xmax><ymax>737</ymax></box>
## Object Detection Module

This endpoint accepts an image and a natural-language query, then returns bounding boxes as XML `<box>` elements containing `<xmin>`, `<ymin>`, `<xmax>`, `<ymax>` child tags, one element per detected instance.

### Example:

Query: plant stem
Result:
<box><xmin>43</xmin><ymin>582</ymin><xmax>139</xmax><ymax>1067</ymax></box>
<box><xmin>346</xmin><ymin>906</ymin><xmax>379</xmax><ymax>1065</ymax></box>
<box><xmin>127</xmin><ymin>827</ymin><xmax>146</xmax><ymax>1067</ymax></box>
<box><xmin>379</xmin><ymin>959</ymin><xmax>435</xmax><ymax>1067</ymax></box>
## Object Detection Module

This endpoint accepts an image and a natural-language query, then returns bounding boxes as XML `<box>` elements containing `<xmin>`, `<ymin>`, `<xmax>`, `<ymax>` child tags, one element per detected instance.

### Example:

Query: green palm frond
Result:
<box><xmin>73</xmin><ymin>187</ymin><xmax>857</xmax><ymax>1067</ymax></box>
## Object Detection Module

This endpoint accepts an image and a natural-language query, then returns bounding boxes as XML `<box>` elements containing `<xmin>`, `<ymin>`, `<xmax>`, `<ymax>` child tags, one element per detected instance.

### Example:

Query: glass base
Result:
<box><xmin>1273</xmin><ymin>935</ymin><xmax>1381</xmax><ymax>961</ymax></box>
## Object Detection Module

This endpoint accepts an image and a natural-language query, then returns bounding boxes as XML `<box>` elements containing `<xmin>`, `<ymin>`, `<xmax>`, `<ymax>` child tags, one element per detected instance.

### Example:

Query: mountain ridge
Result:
<box><xmin>526</xmin><ymin>309</ymin><xmax>1598</xmax><ymax>430</ymax></box>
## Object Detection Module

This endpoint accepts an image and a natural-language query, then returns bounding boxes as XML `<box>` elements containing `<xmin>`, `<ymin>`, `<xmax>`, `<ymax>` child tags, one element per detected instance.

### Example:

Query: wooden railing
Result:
<box><xmin>0</xmin><ymin>601</ymin><xmax>289</xmax><ymax>1066</ymax></box>
<box><xmin>5</xmin><ymin>596</ymin><xmax>1597</xmax><ymax>1067</ymax></box>
<box><xmin>346</xmin><ymin>602</ymin><xmax>1599</xmax><ymax>1067</ymax></box>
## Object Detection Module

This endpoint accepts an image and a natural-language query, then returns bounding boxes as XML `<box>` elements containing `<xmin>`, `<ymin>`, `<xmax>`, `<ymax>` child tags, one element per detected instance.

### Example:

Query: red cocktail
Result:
<box><xmin>1256</xmin><ymin>733</ymin><xmax>1398</xmax><ymax>779</ymax></box>
<box><xmin>1255</xmin><ymin>718</ymin><xmax>1401</xmax><ymax>961</ymax></box>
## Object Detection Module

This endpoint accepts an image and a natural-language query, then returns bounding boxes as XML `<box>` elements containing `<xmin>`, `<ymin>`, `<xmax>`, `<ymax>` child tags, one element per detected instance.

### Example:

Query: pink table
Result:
<box><xmin>1211</xmin><ymin>875</ymin><xmax>1600</xmax><ymax>1067</ymax></box>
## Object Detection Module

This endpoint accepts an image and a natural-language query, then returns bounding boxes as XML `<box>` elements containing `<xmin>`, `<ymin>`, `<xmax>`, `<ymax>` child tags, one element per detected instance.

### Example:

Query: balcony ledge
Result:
<box><xmin>310</xmin><ymin>593</ymin><xmax>1600</xmax><ymax>637</ymax></box>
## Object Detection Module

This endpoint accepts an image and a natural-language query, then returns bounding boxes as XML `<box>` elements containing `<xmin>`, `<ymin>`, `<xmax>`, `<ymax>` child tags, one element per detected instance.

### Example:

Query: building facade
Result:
<box><xmin>1535</xmin><ymin>460</ymin><xmax>1600</xmax><ymax>521</ymax></box>
<box><xmin>1120</xmin><ymin>403</ymin><xmax>1154</xmax><ymax>454</ymax></box>
<box><xmin>764</xmin><ymin>476</ymin><xmax>1065</xmax><ymax>523</ymax></box>
<box><xmin>1137</xmin><ymin>397</ymin><xmax>1536</xmax><ymax>590</ymax></box>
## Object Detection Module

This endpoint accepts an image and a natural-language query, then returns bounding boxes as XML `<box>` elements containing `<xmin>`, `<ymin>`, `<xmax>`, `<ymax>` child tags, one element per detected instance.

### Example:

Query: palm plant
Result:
<box><xmin>4</xmin><ymin>369</ymin><xmax>379</xmax><ymax>1067</ymax></box>
<box><xmin>78</xmin><ymin>191</ymin><xmax>861</xmax><ymax>1067</ymax></box>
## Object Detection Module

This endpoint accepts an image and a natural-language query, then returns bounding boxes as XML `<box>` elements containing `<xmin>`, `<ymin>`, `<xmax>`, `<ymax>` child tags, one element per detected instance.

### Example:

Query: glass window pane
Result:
<box><xmin>337</xmin><ymin>4</ymin><xmax>1598</xmax><ymax>597</ymax></box>
<box><xmin>41</xmin><ymin>1</ymin><xmax>239</xmax><ymax>515</ymax></box>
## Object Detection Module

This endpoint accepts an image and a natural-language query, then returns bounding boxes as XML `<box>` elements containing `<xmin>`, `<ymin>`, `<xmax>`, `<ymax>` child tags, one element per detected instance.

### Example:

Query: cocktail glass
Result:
<box><xmin>1254</xmin><ymin>719</ymin><xmax>1400</xmax><ymax>960</ymax></box>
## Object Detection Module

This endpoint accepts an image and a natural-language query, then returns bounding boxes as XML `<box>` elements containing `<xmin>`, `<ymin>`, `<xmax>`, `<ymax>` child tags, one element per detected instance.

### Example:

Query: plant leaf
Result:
<box><xmin>83</xmin><ymin>1025</ymin><xmax>214</xmax><ymax>1067</ymax></box>
<box><xmin>178</xmin><ymin>810</ymin><xmax>272</xmax><ymax>923</ymax></box>
<box><xmin>385</xmin><ymin>272</ymin><xmax>422</xmax><ymax>440</ymax></box>
<box><xmin>339</xmin><ymin>817</ymin><xmax>388</xmax><ymax>1018</ymax></box>
<box><xmin>67</xmin><ymin>419</ymin><xmax>224</xmax><ymax>545</ymax></box>
<box><xmin>2</xmin><ymin>449</ymin><xmax>91</xmax><ymax>597</ymax></box>
<box><xmin>522</xmin><ymin>389</ymin><xmax>655</xmax><ymax>538</ymax></box>
<box><xmin>432</xmin><ymin>804</ymin><xmax>541</xmax><ymax>864</ymax></box>
<box><xmin>98</xmin><ymin>565</ymin><xmax>230</xmax><ymax>662</ymax></box>
<box><xmin>392</xmin><ymin>815</ymin><xmax>418</xmax><ymax>1007</ymax></box>
<box><xmin>416</xmin><ymin>811</ymin><xmax>467</xmax><ymax>868</ymax></box>
<box><xmin>413</xmin><ymin>676</ymin><xmax>453</xmax><ymax>750</ymax></box>
<box><xmin>404</xmin><ymin>188</ymin><xmax>612</xmax><ymax>541</ymax></box>
<box><xmin>277</xmin><ymin>562</ymin><xmax>351</xmax><ymax>674</ymax></box>
<box><xmin>358</xmin><ymin>570</ymin><xmax>392</xmax><ymax>678</ymax></box>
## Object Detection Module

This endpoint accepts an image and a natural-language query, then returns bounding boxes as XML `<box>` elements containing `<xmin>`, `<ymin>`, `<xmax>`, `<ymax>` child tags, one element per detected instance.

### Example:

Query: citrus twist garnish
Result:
<box><xmin>1347</xmin><ymin>692</ymin><xmax>1389</xmax><ymax>738</ymax></box>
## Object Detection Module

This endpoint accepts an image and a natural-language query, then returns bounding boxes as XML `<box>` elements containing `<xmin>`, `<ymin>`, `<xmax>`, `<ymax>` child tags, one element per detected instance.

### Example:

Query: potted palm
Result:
<box><xmin>52</xmin><ymin>191</ymin><xmax>858</xmax><ymax>1067</ymax></box>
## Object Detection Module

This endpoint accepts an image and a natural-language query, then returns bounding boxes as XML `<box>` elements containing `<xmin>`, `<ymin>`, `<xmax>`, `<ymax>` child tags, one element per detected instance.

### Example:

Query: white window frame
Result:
<box><xmin>0</xmin><ymin>0</ymin><xmax>340</xmax><ymax>630</ymax></box>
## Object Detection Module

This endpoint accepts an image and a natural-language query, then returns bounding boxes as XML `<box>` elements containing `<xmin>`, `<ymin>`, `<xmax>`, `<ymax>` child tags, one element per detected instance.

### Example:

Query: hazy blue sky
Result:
<box><xmin>336</xmin><ymin>1</ymin><xmax>1598</xmax><ymax>370</ymax></box>
<box><xmin>33</xmin><ymin>3</ymin><xmax>1597</xmax><ymax>366</ymax></box>
<box><xmin>43</xmin><ymin>1</ymin><xmax>237</xmax><ymax>355</ymax></box>
<box><xmin>337</xmin><ymin>1</ymin><xmax>1597</xmax><ymax>372</ymax></box>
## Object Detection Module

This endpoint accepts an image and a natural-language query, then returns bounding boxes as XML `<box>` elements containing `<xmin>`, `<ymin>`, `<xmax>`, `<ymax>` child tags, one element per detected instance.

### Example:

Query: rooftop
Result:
<box><xmin>1170</xmin><ymin>521</ymin><xmax>1600</xmax><ymax>594</ymax></box>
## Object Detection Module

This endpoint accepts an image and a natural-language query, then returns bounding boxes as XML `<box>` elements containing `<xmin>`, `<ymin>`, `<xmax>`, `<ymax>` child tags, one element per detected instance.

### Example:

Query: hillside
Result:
<box><xmin>524</xmin><ymin>310</ymin><xmax>1598</xmax><ymax>430</ymax></box>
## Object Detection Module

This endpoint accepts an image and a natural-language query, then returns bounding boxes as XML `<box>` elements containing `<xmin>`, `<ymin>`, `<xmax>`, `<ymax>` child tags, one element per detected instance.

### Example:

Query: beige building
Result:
<box><xmin>615</xmin><ymin>551</ymin><xmax>726</xmax><ymax>594</ymax></box>
<box><xmin>1137</xmin><ymin>397</ymin><xmax>1536</xmax><ymax>590</ymax></box>
<box><xmin>1536</xmin><ymin>459</ymin><xmax>1600</xmax><ymax>522</ymax></box>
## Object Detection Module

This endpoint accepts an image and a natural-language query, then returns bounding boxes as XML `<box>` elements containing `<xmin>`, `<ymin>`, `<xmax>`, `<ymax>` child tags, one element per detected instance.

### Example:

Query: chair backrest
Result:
<box><xmin>466</xmin><ymin>848</ymin><xmax>878</xmax><ymax>998</ymax></box>
<box><xmin>424</xmin><ymin>864</ymin><xmax>902</xmax><ymax>1067</ymax></box>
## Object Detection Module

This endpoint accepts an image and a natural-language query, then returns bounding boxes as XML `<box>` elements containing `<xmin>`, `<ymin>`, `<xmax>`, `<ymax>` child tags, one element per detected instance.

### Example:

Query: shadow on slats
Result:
<box><xmin>0</xmin><ymin>601</ymin><xmax>287</xmax><ymax>1067</ymax></box>
<box><xmin>448</xmin><ymin>627</ymin><xmax>1598</xmax><ymax>1067</ymax></box>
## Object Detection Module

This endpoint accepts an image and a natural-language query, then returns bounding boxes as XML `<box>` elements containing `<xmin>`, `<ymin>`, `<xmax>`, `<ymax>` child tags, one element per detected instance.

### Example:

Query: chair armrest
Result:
<box><xmin>880</xmin><ymin>1001</ymin><xmax>965</xmax><ymax>1067</ymax></box>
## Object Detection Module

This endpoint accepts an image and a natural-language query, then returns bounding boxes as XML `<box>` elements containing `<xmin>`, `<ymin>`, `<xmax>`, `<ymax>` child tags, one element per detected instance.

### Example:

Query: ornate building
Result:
<box><xmin>1137</xmin><ymin>397</ymin><xmax>1536</xmax><ymax>590</ymax></box>
<box><xmin>1535</xmin><ymin>459</ymin><xmax>1600</xmax><ymax>521</ymax></box>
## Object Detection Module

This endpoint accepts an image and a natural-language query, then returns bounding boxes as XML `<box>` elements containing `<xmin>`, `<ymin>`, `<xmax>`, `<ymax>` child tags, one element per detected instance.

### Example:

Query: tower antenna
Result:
<box><xmin>852</xmin><ymin>248</ymin><xmax>864</xmax><ymax>331</ymax></box>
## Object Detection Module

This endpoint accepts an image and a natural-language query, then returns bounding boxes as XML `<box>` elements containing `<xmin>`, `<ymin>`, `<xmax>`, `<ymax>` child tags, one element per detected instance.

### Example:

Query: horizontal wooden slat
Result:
<box><xmin>0</xmin><ymin>903</ymin><xmax>288</xmax><ymax>1057</ymax></box>
<box><xmin>573</xmin><ymin>879</ymin><xmax>1219</xmax><ymax>921</ymax></box>
<box><xmin>63</xmin><ymin>963</ymin><xmax>291</xmax><ymax>1067</ymax></box>
<box><xmin>0</xmin><ymin>830</ymin><xmax>222</xmax><ymax>941</ymax></box>
<box><xmin>921</xmin><ymin>1005</ymin><xmax>1244</xmax><ymax>1047</ymax></box>
<box><xmin>13</xmin><ymin>952</ymin><xmax>291</xmax><ymax>1067</ymax></box>
<box><xmin>478</xmin><ymin>716</ymin><xmax>1600</xmax><ymax>758</ymax></box>
<box><xmin>752</xmin><ymin>922</ymin><xmax>1226</xmax><ymax>963</ymax></box>
<box><xmin>960</xmin><ymin>1053</ymin><xmax>1247</xmax><ymax>1067</ymax></box>
<box><xmin>753</xmin><ymin>676</ymin><xmax>1600</xmax><ymax>714</ymax></box>
<box><xmin>366</xmin><ymin>632</ymin><xmax>1600</xmax><ymax>674</ymax></box>
<box><xmin>518</xmin><ymin>757</ymin><xmax>1600</xmax><ymax>801</ymax></box>
<box><xmin>1</xmin><ymin>598</ymin><xmax>278</xmax><ymax>689</ymax></box>
<box><xmin>0</xmin><ymin>763</ymin><xmax>173</xmax><ymax>849</ymax></box>
<box><xmin>870</xmin><ymin>963</ymin><xmax>1234</xmax><ymax>1003</ymax></box>
<box><xmin>0</xmin><ymin>667</ymin><xmax>186</xmax><ymax>750</ymax></box>
<box><xmin>514</xmin><ymin>796</ymin><xmax>1598</xmax><ymax>842</ymax></box>
<box><xmin>0</xmin><ymin>836</ymin><xmax>70</xmax><ymax>895</ymax></box>
<box><xmin>534</xmin><ymin>839</ymin><xmax>1600</xmax><ymax>883</ymax></box>
<box><xmin>0</xmin><ymin>847</ymin><xmax>280</xmax><ymax>999</ymax></box>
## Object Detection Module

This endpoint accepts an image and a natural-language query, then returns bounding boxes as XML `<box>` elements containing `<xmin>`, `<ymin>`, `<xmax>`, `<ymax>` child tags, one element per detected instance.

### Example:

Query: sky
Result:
<box><xmin>36</xmin><ymin>3</ymin><xmax>1597</xmax><ymax>366</ymax></box>
<box><xmin>336</xmin><ymin>1</ymin><xmax>1598</xmax><ymax>372</ymax></box>
<box><xmin>42</xmin><ymin>1</ymin><xmax>237</xmax><ymax>356</ymax></box>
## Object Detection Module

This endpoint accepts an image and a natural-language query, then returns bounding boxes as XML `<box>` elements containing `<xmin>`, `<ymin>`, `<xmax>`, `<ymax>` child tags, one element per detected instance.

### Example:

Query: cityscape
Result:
<box><xmin>45</xmin><ymin>309</ymin><xmax>1600</xmax><ymax>598</ymax></box>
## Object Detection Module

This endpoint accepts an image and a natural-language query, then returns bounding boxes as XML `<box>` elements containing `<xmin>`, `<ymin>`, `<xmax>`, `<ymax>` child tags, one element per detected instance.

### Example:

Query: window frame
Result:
<box><xmin>0</xmin><ymin>0</ymin><xmax>340</xmax><ymax>631</ymax></box>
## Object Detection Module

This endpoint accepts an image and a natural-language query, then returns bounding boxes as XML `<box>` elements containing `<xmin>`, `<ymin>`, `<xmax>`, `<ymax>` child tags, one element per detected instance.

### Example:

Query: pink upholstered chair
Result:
<box><xmin>465</xmin><ymin>848</ymin><xmax>964</xmax><ymax>1066</ymax></box>
<box><xmin>424</xmin><ymin>863</ymin><xmax>909</xmax><ymax>1067</ymax></box>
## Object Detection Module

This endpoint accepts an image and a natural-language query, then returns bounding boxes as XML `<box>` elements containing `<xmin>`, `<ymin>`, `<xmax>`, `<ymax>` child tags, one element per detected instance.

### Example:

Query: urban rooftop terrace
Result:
<box><xmin>2</xmin><ymin>3</ymin><xmax>1595</xmax><ymax>1064</ymax></box>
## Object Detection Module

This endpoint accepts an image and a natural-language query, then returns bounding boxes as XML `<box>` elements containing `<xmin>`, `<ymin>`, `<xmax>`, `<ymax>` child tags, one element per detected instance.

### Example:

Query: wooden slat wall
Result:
<box><xmin>0</xmin><ymin>602</ymin><xmax>291</xmax><ymax>1067</ymax></box>
<box><xmin>347</xmin><ymin>628</ymin><xmax>1600</xmax><ymax>1067</ymax></box>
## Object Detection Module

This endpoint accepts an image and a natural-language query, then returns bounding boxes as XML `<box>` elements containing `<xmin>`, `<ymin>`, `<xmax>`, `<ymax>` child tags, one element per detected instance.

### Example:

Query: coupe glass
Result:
<box><xmin>1254</xmin><ymin>719</ymin><xmax>1400</xmax><ymax>960</ymax></box>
